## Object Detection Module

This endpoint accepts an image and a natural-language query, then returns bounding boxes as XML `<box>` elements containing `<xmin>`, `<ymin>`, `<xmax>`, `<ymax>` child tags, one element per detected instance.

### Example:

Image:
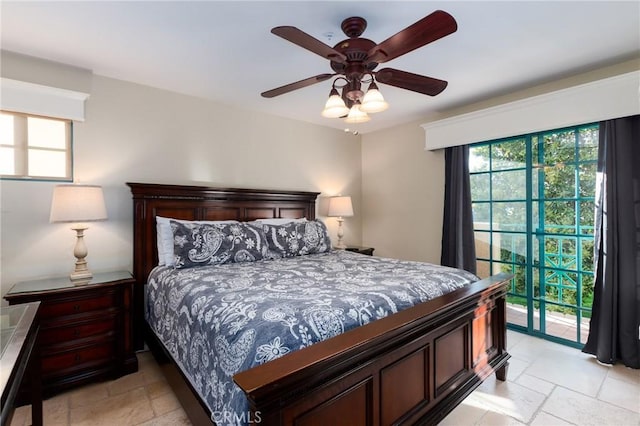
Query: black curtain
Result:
<box><xmin>582</xmin><ymin>115</ymin><xmax>640</xmax><ymax>369</ymax></box>
<box><xmin>441</xmin><ymin>145</ymin><xmax>477</xmax><ymax>274</ymax></box>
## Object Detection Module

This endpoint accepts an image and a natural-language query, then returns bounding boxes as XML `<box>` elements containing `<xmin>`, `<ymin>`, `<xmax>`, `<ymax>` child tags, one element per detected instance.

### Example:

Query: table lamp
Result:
<box><xmin>50</xmin><ymin>184</ymin><xmax>107</xmax><ymax>284</ymax></box>
<box><xmin>327</xmin><ymin>195</ymin><xmax>354</xmax><ymax>249</ymax></box>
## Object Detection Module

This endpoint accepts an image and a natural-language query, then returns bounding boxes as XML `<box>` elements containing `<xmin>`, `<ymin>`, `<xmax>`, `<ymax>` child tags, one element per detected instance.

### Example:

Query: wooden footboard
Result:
<box><xmin>233</xmin><ymin>273</ymin><xmax>510</xmax><ymax>425</ymax></box>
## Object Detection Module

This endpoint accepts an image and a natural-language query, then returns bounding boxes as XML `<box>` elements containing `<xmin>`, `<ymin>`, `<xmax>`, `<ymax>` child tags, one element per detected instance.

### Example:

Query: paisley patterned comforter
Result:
<box><xmin>146</xmin><ymin>250</ymin><xmax>478</xmax><ymax>425</ymax></box>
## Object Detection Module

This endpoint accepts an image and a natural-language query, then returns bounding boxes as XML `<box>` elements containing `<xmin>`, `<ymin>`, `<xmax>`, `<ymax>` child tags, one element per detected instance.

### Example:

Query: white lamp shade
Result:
<box><xmin>344</xmin><ymin>104</ymin><xmax>370</xmax><ymax>124</ymax></box>
<box><xmin>321</xmin><ymin>92</ymin><xmax>350</xmax><ymax>118</ymax></box>
<box><xmin>50</xmin><ymin>184</ymin><xmax>108</xmax><ymax>223</ymax></box>
<box><xmin>327</xmin><ymin>196</ymin><xmax>354</xmax><ymax>218</ymax></box>
<box><xmin>361</xmin><ymin>87</ymin><xmax>389</xmax><ymax>113</ymax></box>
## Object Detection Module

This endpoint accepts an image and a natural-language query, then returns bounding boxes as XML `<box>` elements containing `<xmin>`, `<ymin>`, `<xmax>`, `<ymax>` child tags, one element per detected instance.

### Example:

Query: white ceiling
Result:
<box><xmin>1</xmin><ymin>1</ymin><xmax>638</xmax><ymax>133</ymax></box>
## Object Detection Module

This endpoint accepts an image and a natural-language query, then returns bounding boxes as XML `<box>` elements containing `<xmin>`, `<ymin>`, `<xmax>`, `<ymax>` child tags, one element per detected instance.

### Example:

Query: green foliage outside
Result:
<box><xmin>470</xmin><ymin>125</ymin><xmax>598</xmax><ymax>319</ymax></box>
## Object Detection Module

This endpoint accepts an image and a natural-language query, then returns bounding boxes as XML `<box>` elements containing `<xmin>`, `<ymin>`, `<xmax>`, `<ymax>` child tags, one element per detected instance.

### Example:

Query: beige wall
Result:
<box><xmin>361</xmin><ymin>120</ymin><xmax>444</xmax><ymax>263</ymax></box>
<box><xmin>0</xmin><ymin>68</ymin><xmax>362</xmax><ymax>298</ymax></box>
<box><xmin>1</xmin><ymin>50</ymin><xmax>92</xmax><ymax>94</ymax></box>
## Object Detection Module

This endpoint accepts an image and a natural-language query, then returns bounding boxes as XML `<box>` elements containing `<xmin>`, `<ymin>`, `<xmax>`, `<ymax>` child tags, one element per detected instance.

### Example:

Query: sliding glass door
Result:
<box><xmin>469</xmin><ymin>124</ymin><xmax>598</xmax><ymax>347</ymax></box>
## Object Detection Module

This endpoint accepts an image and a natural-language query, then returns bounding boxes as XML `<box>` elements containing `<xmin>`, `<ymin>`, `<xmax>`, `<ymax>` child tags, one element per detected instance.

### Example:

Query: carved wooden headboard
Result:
<box><xmin>127</xmin><ymin>182</ymin><xmax>320</xmax><ymax>348</ymax></box>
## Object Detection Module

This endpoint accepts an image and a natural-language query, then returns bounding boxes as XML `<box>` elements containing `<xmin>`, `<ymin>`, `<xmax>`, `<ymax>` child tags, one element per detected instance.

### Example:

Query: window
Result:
<box><xmin>470</xmin><ymin>123</ymin><xmax>598</xmax><ymax>347</ymax></box>
<box><xmin>0</xmin><ymin>111</ymin><xmax>72</xmax><ymax>181</ymax></box>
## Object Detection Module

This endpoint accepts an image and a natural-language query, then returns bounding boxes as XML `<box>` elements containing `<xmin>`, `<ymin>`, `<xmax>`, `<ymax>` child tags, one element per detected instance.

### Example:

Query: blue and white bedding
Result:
<box><xmin>145</xmin><ymin>250</ymin><xmax>477</xmax><ymax>424</ymax></box>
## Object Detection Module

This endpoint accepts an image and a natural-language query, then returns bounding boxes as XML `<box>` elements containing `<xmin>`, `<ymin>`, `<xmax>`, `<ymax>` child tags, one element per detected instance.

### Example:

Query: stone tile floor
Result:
<box><xmin>9</xmin><ymin>350</ymin><xmax>190</xmax><ymax>426</ymax></box>
<box><xmin>10</xmin><ymin>330</ymin><xmax>639</xmax><ymax>425</ymax></box>
<box><xmin>442</xmin><ymin>330</ymin><xmax>639</xmax><ymax>425</ymax></box>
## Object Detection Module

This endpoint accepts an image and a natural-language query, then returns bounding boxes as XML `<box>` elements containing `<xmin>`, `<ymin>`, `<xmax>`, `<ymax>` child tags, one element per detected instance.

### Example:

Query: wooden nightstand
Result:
<box><xmin>4</xmin><ymin>271</ymin><xmax>138</xmax><ymax>398</ymax></box>
<box><xmin>345</xmin><ymin>245</ymin><xmax>375</xmax><ymax>256</ymax></box>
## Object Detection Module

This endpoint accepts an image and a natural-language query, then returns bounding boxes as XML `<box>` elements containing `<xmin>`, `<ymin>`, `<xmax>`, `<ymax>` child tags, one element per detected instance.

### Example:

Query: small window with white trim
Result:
<box><xmin>0</xmin><ymin>111</ymin><xmax>72</xmax><ymax>181</ymax></box>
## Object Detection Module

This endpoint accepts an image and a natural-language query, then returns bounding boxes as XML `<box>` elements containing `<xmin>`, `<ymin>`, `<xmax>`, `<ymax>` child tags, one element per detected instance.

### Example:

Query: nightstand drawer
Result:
<box><xmin>39</xmin><ymin>316</ymin><xmax>118</xmax><ymax>346</ymax></box>
<box><xmin>42</xmin><ymin>341</ymin><xmax>115</xmax><ymax>374</ymax></box>
<box><xmin>40</xmin><ymin>291</ymin><xmax>118</xmax><ymax>318</ymax></box>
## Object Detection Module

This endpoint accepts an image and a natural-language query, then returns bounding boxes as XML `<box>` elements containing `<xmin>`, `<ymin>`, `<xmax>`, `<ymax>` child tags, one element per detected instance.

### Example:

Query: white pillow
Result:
<box><xmin>251</xmin><ymin>218</ymin><xmax>308</xmax><ymax>225</ymax></box>
<box><xmin>155</xmin><ymin>216</ymin><xmax>239</xmax><ymax>266</ymax></box>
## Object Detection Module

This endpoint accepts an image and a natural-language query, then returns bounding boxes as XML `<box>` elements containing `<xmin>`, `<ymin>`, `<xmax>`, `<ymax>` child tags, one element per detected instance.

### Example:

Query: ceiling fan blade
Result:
<box><xmin>261</xmin><ymin>74</ymin><xmax>335</xmax><ymax>98</ymax></box>
<box><xmin>375</xmin><ymin>68</ymin><xmax>448</xmax><ymax>96</ymax></box>
<box><xmin>272</xmin><ymin>26</ymin><xmax>347</xmax><ymax>63</ymax></box>
<box><xmin>367</xmin><ymin>10</ymin><xmax>457</xmax><ymax>63</ymax></box>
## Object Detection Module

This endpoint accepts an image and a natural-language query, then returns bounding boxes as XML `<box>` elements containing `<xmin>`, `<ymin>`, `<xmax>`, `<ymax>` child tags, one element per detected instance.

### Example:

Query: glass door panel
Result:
<box><xmin>470</xmin><ymin>123</ymin><xmax>597</xmax><ymax>348</ymax></box>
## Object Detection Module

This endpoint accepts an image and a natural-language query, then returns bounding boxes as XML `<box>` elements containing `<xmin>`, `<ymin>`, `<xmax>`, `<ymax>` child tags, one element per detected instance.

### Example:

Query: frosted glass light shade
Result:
<box><xmin>344</xmin><ymin>104</ymin><xmax>370</xmax><ymax>123</ymax></box>
<box><xmin>50</xmin><ymin>184</ymin><xmax>107</xmax><ymax>223</ymax></box>
<box><xmin>327</xmin><ymin>196</ymin><xmax>354</xmax><ymax>218</ymax></box>
<box><xmin>321</xmin><ymin>89</ymin><xmax>350</xmax><ymax>118</ymax></box>
<box><xmin>361</xmin><ymin>86</ymin><xmax>389</xmax><ymax>113</ymax></box>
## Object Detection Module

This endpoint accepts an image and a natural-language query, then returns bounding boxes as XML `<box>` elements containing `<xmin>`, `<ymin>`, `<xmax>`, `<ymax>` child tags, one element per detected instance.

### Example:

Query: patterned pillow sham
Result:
<box><xmin>156</xmin><ymin>217</ymin><xmax>239</xmax><ymax>266</ymax></box>
<box><xmin>252</xmin><ymin>219</ymin><xmax>332</xmax><ymax>258</ymax></box>
<box><xmin>170</xmin><ymin>220</ymin><xmax>268</xmax><ymax>269</ymax></box>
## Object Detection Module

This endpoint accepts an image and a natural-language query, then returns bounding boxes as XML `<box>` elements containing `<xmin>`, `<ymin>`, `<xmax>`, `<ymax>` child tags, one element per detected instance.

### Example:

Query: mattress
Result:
<box><xmin>145</xmin><ymin>250</ymin><xmax>477</xmax><ymax>425</ymax></box>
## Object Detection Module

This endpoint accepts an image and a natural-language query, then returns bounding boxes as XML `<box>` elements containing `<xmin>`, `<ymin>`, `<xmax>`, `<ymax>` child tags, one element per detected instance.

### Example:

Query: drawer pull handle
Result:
<box><xmin>73</xmin><ymin>305</ymin><xmax>81</xmax><ymax>311</ymax></box>
<box><xmin>74</xmin><ymin>329</ymin><xmax>80</xmax><ymax>336</ymax></box>
<box><xmin>74</xmin><ymin>354</ymin><xmax>82</xmax><ymax>362</ymax></box>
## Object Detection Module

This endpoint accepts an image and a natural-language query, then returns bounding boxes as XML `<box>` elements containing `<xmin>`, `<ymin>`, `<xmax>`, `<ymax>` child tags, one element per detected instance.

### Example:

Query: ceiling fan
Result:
<box><xmin>261</xmin><ymin>10</ymin><xmax>457</xmax><ymax>122</ymax></box>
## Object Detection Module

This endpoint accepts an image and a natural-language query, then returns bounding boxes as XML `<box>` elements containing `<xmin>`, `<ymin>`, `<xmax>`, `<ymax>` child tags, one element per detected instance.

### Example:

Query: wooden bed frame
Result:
<box><xmin>128</xmin><ymin>182</ymin><xmax>511</xmax><ymax>425</ymax></box>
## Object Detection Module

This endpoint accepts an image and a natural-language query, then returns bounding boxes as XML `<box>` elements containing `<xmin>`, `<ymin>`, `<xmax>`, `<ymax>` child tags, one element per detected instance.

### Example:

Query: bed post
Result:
<box><xmin>495</xmin><ymin>291</ymin><xmax>509</xmax><ymax>381</ymax></box>
<box><xmin>130</xmin><ymin>188</ymin><xmax>147</xmax><ymax>350</ymax></box>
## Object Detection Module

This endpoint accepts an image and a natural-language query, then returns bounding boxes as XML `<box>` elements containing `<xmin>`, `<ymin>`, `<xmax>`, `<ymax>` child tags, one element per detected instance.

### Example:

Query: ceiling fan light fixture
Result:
<box><xmin>321</xmin><ymin>88</ymin><xmax>350</xmax><ymax>118</ymax></box>
<box><xmin>360</xmin><ymin>82</ymin><xmax>389</xmax><ymax>113</ymax></box>
<box><xmin>264</xmin><ymin>11</ymin><xmax>457</xmax><ymax>122</ymax></box>
<box><xmin>344</xmin><ymin>103</ymin><xmax>370</xmax><ymax>124</ymax></box>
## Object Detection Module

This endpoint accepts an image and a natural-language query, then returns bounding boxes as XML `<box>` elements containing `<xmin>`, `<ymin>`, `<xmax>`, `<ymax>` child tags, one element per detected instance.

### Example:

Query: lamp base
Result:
<box><xmin>70</xmin><ymin>270</ymin><xmax>92</xmax><ymax>285</ymax></box>
<box><xmin>334</xmin><ymin>217</ymin><xmax>347</xmax><ymax>250</ymax></box>
<box><xmin>70</xmin><ymin>225</ymin><xmax>93</xmax><ymax>285</ymax></box>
